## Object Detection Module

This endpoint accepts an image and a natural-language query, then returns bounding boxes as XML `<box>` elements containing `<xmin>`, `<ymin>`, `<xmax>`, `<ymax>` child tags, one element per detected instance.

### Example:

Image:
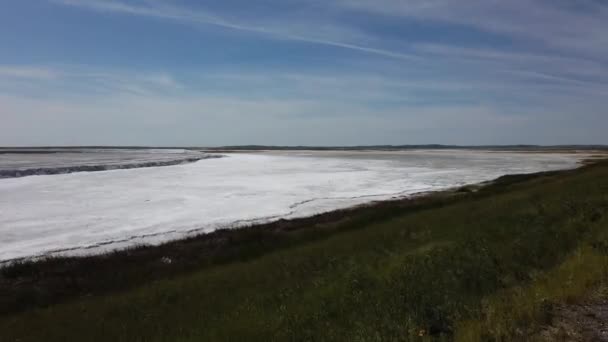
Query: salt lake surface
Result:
<box><xmin>0</xmin><ymin>150</ymin><xmax>585</xmax><ymax>262</ymax></box>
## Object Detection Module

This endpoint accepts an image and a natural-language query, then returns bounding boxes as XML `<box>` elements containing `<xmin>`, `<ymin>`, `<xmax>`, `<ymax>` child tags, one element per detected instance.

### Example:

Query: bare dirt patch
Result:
<box><xmin>539</xmin><ymin>291</ymin><xmax>608</xmax><ymax>341</ymax></box>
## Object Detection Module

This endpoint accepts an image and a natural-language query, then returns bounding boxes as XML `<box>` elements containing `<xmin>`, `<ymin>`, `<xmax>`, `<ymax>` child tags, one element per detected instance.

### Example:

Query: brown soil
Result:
<box><xmin>539</xmin><ymin>291</ymin><xmax>608</xmax><ymax>341</ymax></box>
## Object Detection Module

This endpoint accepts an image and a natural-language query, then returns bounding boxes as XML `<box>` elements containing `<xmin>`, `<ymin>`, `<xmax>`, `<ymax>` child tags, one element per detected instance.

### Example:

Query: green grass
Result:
<box><xmin>1</xmin><ymin>161</ymin><xmax>608</xmax><ymax>341</ymax></box>
<box><xmin>455</xmin><ymin>244</ymin><xmax>608</xmax><ymax>341</ymax></box>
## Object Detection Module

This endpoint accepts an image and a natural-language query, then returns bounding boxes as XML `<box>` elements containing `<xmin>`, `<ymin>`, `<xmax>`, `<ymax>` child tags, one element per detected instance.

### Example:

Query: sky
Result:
<box><xmin>1</xmin><ymin>0</ymin><xmax>607</xmax><ymax>146</ymax></box>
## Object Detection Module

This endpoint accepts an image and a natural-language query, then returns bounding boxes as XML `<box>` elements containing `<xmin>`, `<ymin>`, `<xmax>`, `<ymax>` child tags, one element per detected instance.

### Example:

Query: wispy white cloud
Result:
<box><xmin>3</xmin><ymin>63</ymin><xmax>605</xmax><ymax>112</ymax></box>
<box><xmin>413</xmin><ymin>44</ymin><xmax>608</xmax><ymax>88</ymax></box>
<box><xmin>74</xmin><ymin>70</ymin><xmax>182</xmax><ymax>95</ymax></box>
<box><xmin>0</xmin><ymin>65</ymin><xmax>182</xmax><ymax>97</ymax></box>
<box><xmin>50</xmin><ymin>0</ymin><xmax>608</xmax><ymax>89</ymax></box>
<box><xmin>51</xmin><ymin>0</ymin><xmax>419</xmax><ymax>61</ymax></box>
<box><xmin>4</xmin><ymin>87</ymin><xmax>604</xmax><ymax>146</ymax></box>
<box><xmin>329</xmin><ymin>0</ymin><xmax>608</xmax><ymax>91</ymax></box>
<box><xmin>0</xmin><ymin>66</ymin><xmax>60</xmax><ymax>80</ymax></box>
<box><xmin>334</xmin><ymin>0</ymin><xmax>608</xmax><ymax>58</ymax></box>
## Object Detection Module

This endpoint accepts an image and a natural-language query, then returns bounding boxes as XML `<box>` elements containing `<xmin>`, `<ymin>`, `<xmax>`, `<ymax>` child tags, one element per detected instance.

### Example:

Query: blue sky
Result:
<box><xmin>1</xmin><ymin>0</ymin><xmax>607</xmax><ymax>146</ymax></box>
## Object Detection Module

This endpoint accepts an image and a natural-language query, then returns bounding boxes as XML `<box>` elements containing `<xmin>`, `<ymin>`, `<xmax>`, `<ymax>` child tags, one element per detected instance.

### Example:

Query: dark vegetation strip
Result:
<box><xmin>0</xmin><ymin>156</ymin><xmax>222</xmax><ymax>179</ymax></box>
<box><xmin>203</xmin><ymin>145</ymin><xmax>608</xmax><ymax>151</ymax></box>
<box><xmin>0</xmin><ymin>160</ymin><xmax>607</xmax><ymax>341</ymax></box>
<box><xmin>5</xmin><ymin>145</ymin><xmax>608</xmax><ymax>153</ymax></box>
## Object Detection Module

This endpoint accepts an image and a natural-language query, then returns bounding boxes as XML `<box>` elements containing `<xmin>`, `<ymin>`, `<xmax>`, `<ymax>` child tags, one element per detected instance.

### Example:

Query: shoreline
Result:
<box><xmin>1</xmin><ymin>154</ymin><xmax>601</xmax><ymax>266</ymax></box>
<box><xmin>0</xmin><ymin>187</ymin><xmax>455</xmax><ymax>266</ymax></box>
<box><xmin>0</xmin><ymin>189</ymin><xmax>439</xmax><ymax>265</ymax></box>
<box><xmin>1</xmin><ymin>161</ymin><xmax>598</xmax><ymax>316</ymax></box>
<box><xmin>1</xmin><ymin>150</ymin><xmax>593</xmax><ymax>264</ymax></box>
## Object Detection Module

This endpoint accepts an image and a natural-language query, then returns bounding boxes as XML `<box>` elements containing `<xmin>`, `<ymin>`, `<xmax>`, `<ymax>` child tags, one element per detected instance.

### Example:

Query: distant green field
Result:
<box><xmin>1</xmin><ymin>161</ymin><xmax>608</xmax><ymax>341</ymax></box>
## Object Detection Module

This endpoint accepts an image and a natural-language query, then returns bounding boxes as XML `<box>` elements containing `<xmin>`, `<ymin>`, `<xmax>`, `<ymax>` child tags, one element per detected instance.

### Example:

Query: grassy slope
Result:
<box><xmin>1</xmin><ymin>162</ymin><xmax>608</xmax><ymax>341</ymax></box>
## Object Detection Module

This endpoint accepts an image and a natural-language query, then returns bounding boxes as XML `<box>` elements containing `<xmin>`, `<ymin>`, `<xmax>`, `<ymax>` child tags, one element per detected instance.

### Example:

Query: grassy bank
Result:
<box><xmin>1</xmin><ymin>161</ymin><xmax>608</xmax><ymax>341</ymax></box>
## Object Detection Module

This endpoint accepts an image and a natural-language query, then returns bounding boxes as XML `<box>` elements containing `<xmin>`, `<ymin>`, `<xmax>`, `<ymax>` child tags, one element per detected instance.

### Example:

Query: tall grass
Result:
<box><xmin>455</xmin><ymin>245</ymin><xmax>608</xmax><ymax>341</ymax></box>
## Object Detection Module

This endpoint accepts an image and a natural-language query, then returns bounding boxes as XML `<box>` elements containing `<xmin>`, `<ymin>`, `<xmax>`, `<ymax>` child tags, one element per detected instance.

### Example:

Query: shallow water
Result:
<box><xmin>0</xmin><ymin>150</ymin><xmax>584</xmax><ymax>262</ymax></box>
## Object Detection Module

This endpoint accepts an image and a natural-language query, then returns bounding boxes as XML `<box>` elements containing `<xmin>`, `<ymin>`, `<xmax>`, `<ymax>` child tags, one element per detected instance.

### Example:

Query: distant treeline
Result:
<box><xmin>1</xmin><ymin>144</ymin><xmax>607</xmax><ymax>152</ymax></box>
<box><xmin>204</xmin><ymin>144</ymin><xmax>608</xmax><ymax>151</ymax></box>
